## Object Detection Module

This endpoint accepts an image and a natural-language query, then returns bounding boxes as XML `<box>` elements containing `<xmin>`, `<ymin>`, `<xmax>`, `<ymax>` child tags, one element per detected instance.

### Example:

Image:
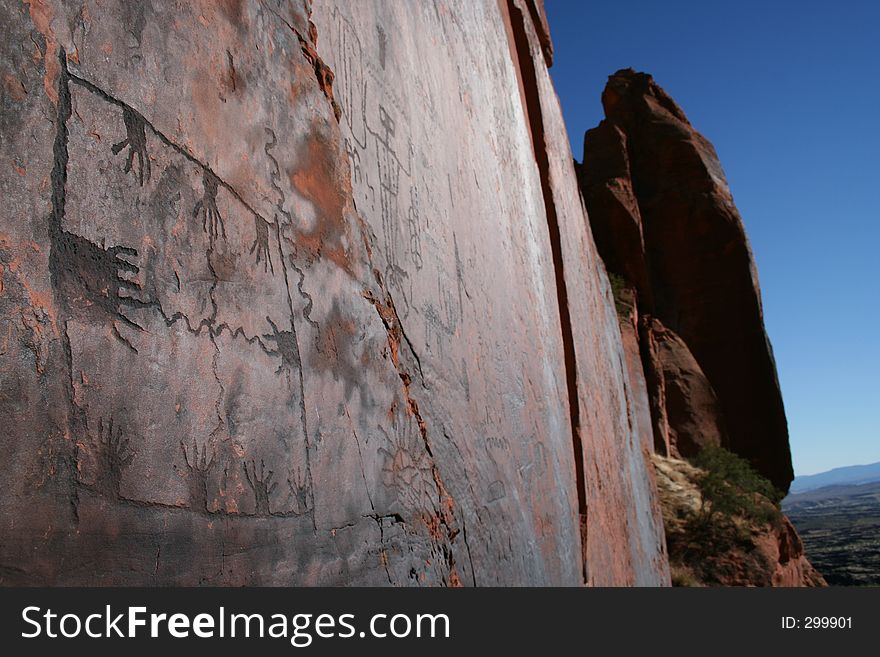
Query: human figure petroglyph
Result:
<box><xmin>407</xmin><ymin>184</ymin><xmax>423</xmax><ymax>270</ymax></box>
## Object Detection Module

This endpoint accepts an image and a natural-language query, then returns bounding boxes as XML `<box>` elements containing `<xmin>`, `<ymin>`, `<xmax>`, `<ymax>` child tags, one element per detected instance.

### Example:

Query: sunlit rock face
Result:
<box><xmin>0</xmin><ymin>1</ymin><xmax>668</xmax><ymax>585</ymax></box>
<box><xmin>582</xmin><ymin>68</ymin><xmax>794</xmax><ymax>492</ymax></box>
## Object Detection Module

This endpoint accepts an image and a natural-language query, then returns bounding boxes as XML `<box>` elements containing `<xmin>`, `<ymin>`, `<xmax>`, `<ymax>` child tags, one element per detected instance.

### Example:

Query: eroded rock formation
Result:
<box><xmin>640</xmin><ymin>316</ymin><xmax>725</xmax><ymax>458</ymax></box>
<box><xmin>0</xmin><ymin>1</ymin><xmax>669</xmax><ymax>585</ymax></box>
<box><xmin>581</xmin><ymin>69</ymin><xmax>793</xmax><ymax>492</ymax></box>
<box><xmin>580</xmin><ymin>70</ymin><xmax>823</xmax><ymax>586</ymax></box>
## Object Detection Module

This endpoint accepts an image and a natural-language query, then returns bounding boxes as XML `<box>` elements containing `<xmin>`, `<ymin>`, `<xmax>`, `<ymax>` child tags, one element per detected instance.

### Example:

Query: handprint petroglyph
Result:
<box><xmin>90</xmin><ymin>417</ymin><xmax>134</xmax><ymax>498</ymax></box>
<box><xmin>111</xmin><ymin>107</ymin><xmax>151</xmax><ymax>186</ymax></box>
<box><xmin>180</xmin><ymin>438</ymin><xmax>216</xmax><ymax>512</ymax></box>
<box><xmin>49</xmin><ymin>227</ymin><xmax>149</xmax><ymax>346</ymax></box>
<box><xmin>243</xmin><ymin>458</ymin><xmax>277</xmax><ymax>515</ymax></box>
<box><xmin>194</xmin><ymin>169</ymin><xmax>226</xmax><ymax>243</ymax></box>
<box><xmin>249</xmin><ymin>215</ymin><xmax>273</xmax><ymax>273</ymax></box>
<box><xmin>287</xmin><ymin>466</ymin><xmax>313</xmax><ymax>516</ymax></box>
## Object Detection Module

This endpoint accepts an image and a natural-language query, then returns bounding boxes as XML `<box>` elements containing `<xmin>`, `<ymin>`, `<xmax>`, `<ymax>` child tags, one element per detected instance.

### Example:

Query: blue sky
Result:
<box><xmin>545</xmin><ymin>0</ymin><xmax>879</xmax><ymax>476</ymax></box>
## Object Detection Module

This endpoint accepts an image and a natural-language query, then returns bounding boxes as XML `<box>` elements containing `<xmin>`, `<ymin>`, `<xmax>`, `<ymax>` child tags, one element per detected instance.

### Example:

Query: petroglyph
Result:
<box><xmin>111</xmin><ymin>107</ymin><xmax>151</xmax><ymax>186</ymax></box>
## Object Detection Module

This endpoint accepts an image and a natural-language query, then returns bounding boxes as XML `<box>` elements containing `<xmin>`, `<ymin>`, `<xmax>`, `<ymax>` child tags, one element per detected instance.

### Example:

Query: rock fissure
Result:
<box><xmin>504</xmin><ymin>0</ymin><xmax>588</xmax><ymax>582</ymax></box>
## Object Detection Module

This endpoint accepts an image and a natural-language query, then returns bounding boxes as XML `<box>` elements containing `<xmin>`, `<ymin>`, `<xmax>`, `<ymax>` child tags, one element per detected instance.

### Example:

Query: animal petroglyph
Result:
<box><xmin>263</xmin><ymin>316</ymin><xmax>301</xmax><ymax>380</ymax></box>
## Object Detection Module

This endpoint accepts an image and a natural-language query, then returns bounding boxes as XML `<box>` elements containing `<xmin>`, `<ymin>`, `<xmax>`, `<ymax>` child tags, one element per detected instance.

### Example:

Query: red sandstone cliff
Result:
<box><xmin>0</xmin><ymin>1</ymin><xmax>814</xmax><ymax>588</ymax></box>
<box><xmin>0</xmin><ymin>1</ymin><xmax>668</xmax><ymax>585</ymax></box>
<box><xmin>581</xmin><ymin>69</ymin><xmax>793</xmax><ymax>492</ymax></box>
<box><xmin>581</xmin><ymin>70</ymin><xmax>819</xmax><ymax>586</ymax></box>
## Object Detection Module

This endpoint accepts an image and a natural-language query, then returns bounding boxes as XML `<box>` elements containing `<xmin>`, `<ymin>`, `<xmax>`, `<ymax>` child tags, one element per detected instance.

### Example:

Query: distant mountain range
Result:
<box><xmin>789</xmin><ymin>461</ymin><xmax>880</xmax><ymax>494</ymax></box>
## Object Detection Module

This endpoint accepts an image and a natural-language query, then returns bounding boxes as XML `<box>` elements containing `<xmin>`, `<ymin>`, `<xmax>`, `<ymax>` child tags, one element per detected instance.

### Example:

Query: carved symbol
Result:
<box><xmin>379</xmin><ymin>105</ymin><xmax>395</xmax><ymax>144</ymax></box>
<box><xmin>193</xmin><ymin>169</ymin><xmax>226</xmax><ymax>242</ymax></box>
<box><xmin>476</xmin><ymin>505</ymin><xmax>514</xmax><ymax>564</ymax></box>
<box><xmin>287</xmin><ymin>466</ymin><xmax>313</xmax><ymax>515</ymax></box>
<box><xmin>264</xmin><ymin>127</ymin><xmax>293</xmax><ymax>228</ymax></box>
<box><xmin>407</xmin><ymin>184</ymin><xmax>422</xmax><ymax>270</ymax></box>
<box><xmin>486</xmin><ymin>435</ymin><xmax>511</xmax><ymax>451</ymax></box>
<box><xmin>377</xmin><ymin>25</ymin><xmax>388</xmax><ymax>70</ymax></box>
<box><xmin>249</xmin><ymin>215</ymin><xmax>274</xmax><ymax>273</ymax></box>
<box><xmin>531</xmin><ymin>442</ymin><xmax>547</xmax><ymax>476</ymax></box>
<box><xmin>180</xmin><ymin>438</ymin><xmax>215</xmax><ymax>512</ymax></box>
<box><xmin>90</xmin><ymin>417</ymin><xmax>134</xmax><ymax>498</ymax></box>
<box><xmin>111</xmin><ymin>107</ymin><xmax>151</xmax><ymax>186</ymax></box>
<box><xmin>376</xmin><ymin>105</ymin><xmax>402</xmax><ymax>268</ymax></box>
<box><xmin>344</xmin><ymin>137</ymin><xmax>363</xmax><ymax>185</ymax></box>
<box><xmin>59</xmin><ymin>235</ymin><xmax>140</xmax><ymax>305</ymax></box>
<box><xmin>263</xmin><ymin>316</ymin><xmax>300</xmax><ymax>379</ymax></box>
<box><xmin>384</xmin><ymin>263</ymin><xmax>411</xmax><ymax>320</ymax></box>
<box><xmin>243</xmin><ymin>458</ymin><xmax>277</xmax><ymax>515</ymax></box>
<box><xmin>379</xmin><ymin>422</ymin><xmax>434</xmax><ymax>513</ymax></box>
<box><xmin>50</xmin><ymin>228</ymin><xmax>147</xmax><ymax>347</ymax></box>
<box><xmin>365</xmin><ymin>101</ymin><xmax>416</xmax><ymax>318</ymax></box>
<box><xmin>487</xmin><ymin>480</ymin><xmax>506</xmax><ymax>503</ymax></box>
<box><xmin>424</xmin><ymin>273</ymin><xmax>461</xmax><ymax>357</ymax></box>
<box><xmin>520</xmin><ymin>440</ymin><xmax>548</xmax><ymax>490</ymax></box>
<box><xmin>333</xmin><ymin>8</ymin><xmax>367</xmax><ymax>149</ymax></box>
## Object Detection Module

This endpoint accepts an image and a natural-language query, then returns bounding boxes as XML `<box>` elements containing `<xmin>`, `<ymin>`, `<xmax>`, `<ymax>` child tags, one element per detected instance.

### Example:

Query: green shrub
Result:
<box><xmin>663</xmin><ymin>447</ymin><xmax>788</xmax><ymax>585</ymax></box>
<box><xmin>607</xmin><ymin>272</ymin><xmax>633</xmax><ymax>316</ymax></box>
<box><xmin>670</xmin><ymin>565</ymin><xmax>701</xmax><ymax>587</ymax></box>
<box><xmin>689</xmin><ymin>445</ymin><xmax>784</xmax><ymax>527</ymax></box>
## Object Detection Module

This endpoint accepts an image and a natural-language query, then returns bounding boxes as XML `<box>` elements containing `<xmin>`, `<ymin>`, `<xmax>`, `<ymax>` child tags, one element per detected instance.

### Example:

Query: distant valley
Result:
<box><xmin>784</xmin><ymin>469</ymin><xmax>880</xmax><ymax>586</ymax></box>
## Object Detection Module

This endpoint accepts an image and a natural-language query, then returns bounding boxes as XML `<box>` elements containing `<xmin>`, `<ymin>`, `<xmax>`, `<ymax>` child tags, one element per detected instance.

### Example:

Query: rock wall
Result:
<box><xmin>581</xmin><ymin>69</ymin><xmax>794</xmax><ymax>492</ymax></box>
<box><xmin>0</xmin><ymin>1</ymin><xmax>668</xmax><ymax>585</ymax></box>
